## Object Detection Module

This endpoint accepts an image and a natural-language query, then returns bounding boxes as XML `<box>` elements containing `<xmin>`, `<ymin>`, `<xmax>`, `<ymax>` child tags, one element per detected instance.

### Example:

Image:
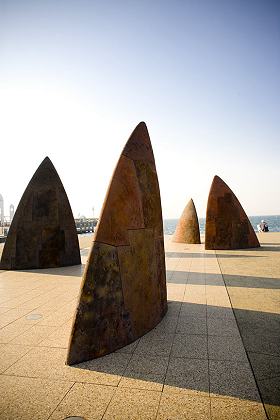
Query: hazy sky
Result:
<box><xmin>0</xmin><ymin>0</ymin><xmax>279</xmax><ymax>219</ymax></box>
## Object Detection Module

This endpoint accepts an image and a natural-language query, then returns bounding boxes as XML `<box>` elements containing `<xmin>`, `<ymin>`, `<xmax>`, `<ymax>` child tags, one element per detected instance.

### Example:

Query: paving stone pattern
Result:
<box><xmin>217</xmin><ymin>232</ymin><xmax>280</xmax><ymax>420</ymax></box>
<box><xmin>0</xmin><ymin>235</ymin><xmax>271</xmax><ymax>419</ymax></box>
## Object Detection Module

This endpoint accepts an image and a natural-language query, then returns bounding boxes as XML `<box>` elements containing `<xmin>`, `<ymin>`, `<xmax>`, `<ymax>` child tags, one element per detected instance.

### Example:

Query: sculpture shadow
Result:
<box><xmin>165</xmin><ymin>252</ymin><xmax>263</xmax><ymax>259</ymax></box>
<box><xmin>259</xmin><ymin>242</ymin><xmax>280</xmax><ymax>246</ymax></box>
<box><xmin>2</xmin><ymin>247</ymin><xmax>90</xmax><ymax>277</ymax></box>
<box><xmin>20</xmin><ymin>264</ymin><xmax>85</xmax><ymax>277</ymax></box>
<box><xmin>70</xmin><ymin>300</ymin><xmax>279</xmax><ymax>408</ymax></box>
<box><xmin>166</xmin><ymin>270</ymin><xmax>280</xmax><ymax>290</ymax></box>
<box><xmin>257</xmin><ymin>245</ymin><xmax>280</xmax><ymax>252</ymax></box>
<box><xmin>221</xmin><ymin>273</ymin><xmax>280</xmax><ymax>290</ymax></box>
<box><xmin>0</xmin><ymin>246</ymin><xmax>89</xmax><ymax>277</ymax></box>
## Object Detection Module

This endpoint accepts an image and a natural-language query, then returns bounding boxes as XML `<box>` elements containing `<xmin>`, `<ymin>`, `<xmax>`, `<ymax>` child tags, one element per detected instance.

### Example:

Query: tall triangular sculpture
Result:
<box><xmin>67</xmin><ymin>122</ymin><xmax>167</xmax><ymax>365</ymax></box>
<box><xmin>0</xmin><ymin>157</ymin><xmax>81</xmax><ymax>270</ymax></box>
<box><xmin>173</xmin><ymin>199</ymin><xmax>201</xmax><ymax>244</ymax></box>
<box><xmin>205</xmin><ymin>175</ymin><xmax>260</xmax><ymax>250</ymax></box>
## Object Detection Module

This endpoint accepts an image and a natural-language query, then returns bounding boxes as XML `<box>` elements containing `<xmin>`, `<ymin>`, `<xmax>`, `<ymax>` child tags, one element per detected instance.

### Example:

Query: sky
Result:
<box><xmin>0</xmin><ymin>0</ymin><xmax>279</xmax><ymax>219</ymax></box>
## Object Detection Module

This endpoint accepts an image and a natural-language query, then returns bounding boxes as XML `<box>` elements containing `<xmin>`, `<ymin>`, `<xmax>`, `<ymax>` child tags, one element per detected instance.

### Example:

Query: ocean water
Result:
<box><xmin>164</xmin><ymin>215</ymin><xmax>280</xmax><ymax>235</ymax></box>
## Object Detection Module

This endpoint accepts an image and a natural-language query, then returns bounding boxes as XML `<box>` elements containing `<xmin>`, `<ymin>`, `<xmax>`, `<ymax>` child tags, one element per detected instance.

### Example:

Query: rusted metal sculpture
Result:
<box><xmin>67</xmin><ymin>122</ymin><xmax>167</xmax><ymax>365</ymax></box>
<box><xmin>0</xmin><ymin>157</ymin><xmax>81</xmax><ymax>270</ymax></box>
<box><xmin>173</xmin><ymin>198</ymin><xmax>201</xmax><ymax>244</ymax></box>
<box><xmin>205</xmin><ymin>175</ymin><xmax>260</xmax><ymax>250</ymax></box>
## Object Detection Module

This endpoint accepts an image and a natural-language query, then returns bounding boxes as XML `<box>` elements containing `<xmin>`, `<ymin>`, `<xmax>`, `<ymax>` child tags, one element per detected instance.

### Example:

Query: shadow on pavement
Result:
<box><xmin>165</xmin><ymin>252</ymin><xmax>264</xmax><ymax>259</ymax></box>
<box><xmin>20</xmin><ymin>263</ymin><xmax>85</xmax><ymax>277</ymax></box>
<box><xmin>70</xmin><ymin>300</ymin><xmax>279</xmax><ymax>416</ymax></box>
<box><xmin>166</xmin><ymin>270</ymin><xmax>280</xmax><ymax>290</ymax></box>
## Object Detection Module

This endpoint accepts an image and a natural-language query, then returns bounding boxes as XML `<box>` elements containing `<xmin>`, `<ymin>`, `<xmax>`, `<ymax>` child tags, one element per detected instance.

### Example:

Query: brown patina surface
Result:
<box><xmin>205</xmin><ymin>175</ymin><xmax>260</xmax><ymax>250</ymax></box>
<box><xmin>173</xmin><ymin>198</ymin><xmax>201</xmax><ymax>244</ymax></box>
<box><xmin>0</xmin><ymin>157</ymin><xmax>81</xmax><ymax>270</ymax></box>
<box><xmin>67</xmin><ymin>122</ymin><xmax>167</xmax><ymax>365</ymax></box>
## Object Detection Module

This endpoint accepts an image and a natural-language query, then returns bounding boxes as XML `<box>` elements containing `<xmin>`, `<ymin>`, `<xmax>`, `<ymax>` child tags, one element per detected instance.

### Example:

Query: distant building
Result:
<box><xmin>9</xmin><ymin>204</ymin><xmax>14</xmax><ymax>221</ymax></box>
<box><xmin>0</xmin><ymin>194</ymin><xmax>4</xmax><ymax>225</ymax></box>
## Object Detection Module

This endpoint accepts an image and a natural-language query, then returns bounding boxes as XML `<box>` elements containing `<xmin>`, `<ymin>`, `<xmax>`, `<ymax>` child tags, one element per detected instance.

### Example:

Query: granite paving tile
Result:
<box><xmin>176</xmin><ymin>314</ymin><xmax>207</xmax><ymax>335</ymax></box>
<box><xmin>0</xmin><ymin>375</ymin><xmax>73</xmax><ymax>419</ymax></box>
<box><xmin>103</xmin><ymin>388</ymin><xmax>161</xmax><ymax>420</ymax></box>
<box><xmin>0</xmin><ymin>319</ymin><xmax>35</xmax><ymax>343</ymax></box>
<box><xmin>164</xmin><ymin>357</ymin><xmax>209</xmax><ymax>396</ymax></box>
<box><xmin>257</xmin><ymin>376</ymin><xmax>280</xmax><ymax>420</ymax></box>
<box><xmin>157</xmin><ymin>393</ymin><xmax>211</xmax><ymax>420</ymax></box>
<box><xmin>49</xmin><ymin>382</ymin><xmax>116</xmax><ymax>420</ymax></box>
<box><xmin>0</xmin><ymin>344</ymin><xmax>32</xmax><ymax>373</ymax></box>
<box><xmin>0</xmin><ymin>234</ymin><xmax>271</xmax><ymax>419</ymax></box>
<box><xmin>118</xmin><ymin>372</ymin><xmax>165</xmax><ymax>391</ymax></box>
<box><xmin>247</xmin><ymin>352</ymin><xmax>280</xmax><ymax>381</ymax></box>
<box><xmin>5</xmin><ymin>347</ymin><xmax>130</xmax><ymax>386</ymax></box>
<box><xmin>38</xmin><ymin>325</ymin><xmax>71</xmax><ymax>348</ymax></box>
<box><xmin>242</xmin><ymin>333</ymin><xmax>280</xmax><ymax>356</ymax></box>
<box><xmin>152</xmin><ymin>316</ymin><xmax>178</xmax><ymax>334</ymax></box>
<box><xmin>125</xmin><ymin>354</ymin><xmax>169</xmax><ymax>376</ymax></box>
<box><xmin>171</xmin><ymin>334</ymin><xmax>208</xmax><ymax>359</ymax></box>
<box><xmin>207</xmin><ymin>317</ymin><xmax>240</xmax><ymax>337</ymax></box>
<box><xmin>208</xmin><ymin>335</ymin><xmax>248</xmax><ymax>362</ymax></box>
<box><xmin>9</xmin><ymin>325</ymin><xmax>58</xmax><ymax>345</ymax></box>
<box><xmin>180</xmin><ymin>302</ymin><xmax>207</xmax><ymax>316</ymax></box>
<box><xmin>206</xmin><ymin>305</ymin><xmax>235</xmax><ymax>320</ymax></box>
<box><xmin>210</xmin><ymin>396</ymin><xmax>267</xmax><ymax>420</ymax></box>
<box><xmin>209</xmin><ymin>360</ymin><xmax>260</xmax><ymax>400</ymax></box>
<box><xmin>115</xmin><ymin>339</ymin><xmax>139</xmax><ymax>354</ymax></box>
<box><xmin>135</xmin><ymin>333</ymin><xmax>174</xmax><ymax>357</ymax></box>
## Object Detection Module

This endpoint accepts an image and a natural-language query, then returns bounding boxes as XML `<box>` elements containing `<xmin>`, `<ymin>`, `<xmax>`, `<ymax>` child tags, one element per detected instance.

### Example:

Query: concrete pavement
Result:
<box><xmin>0</xmin><ymin>233</ymin><xmax>278</xmax><ymax>419</ymax></box>
<box><xmin>216</xmin><ymin>232</ymin><xmax>280</xmax><ymax>420</ymax></box>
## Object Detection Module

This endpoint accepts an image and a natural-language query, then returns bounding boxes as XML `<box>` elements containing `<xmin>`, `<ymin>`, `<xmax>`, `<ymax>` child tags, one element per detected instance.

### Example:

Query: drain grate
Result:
<box><xmin>25</xmin><ymin>313</ymin><xmax>43</xmax><ymax>320</ymax></box>
<box><xmin>64</xmin><ymin>417</ymin><xmax>85</xmax><ymax>420</ymax></box>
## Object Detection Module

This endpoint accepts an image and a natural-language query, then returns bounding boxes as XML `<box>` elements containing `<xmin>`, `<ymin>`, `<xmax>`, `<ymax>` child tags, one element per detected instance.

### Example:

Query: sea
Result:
<box><xmin>163</xmin><ymin>215</ymin><xmax>280</xmax><ymax>235</ymax></box>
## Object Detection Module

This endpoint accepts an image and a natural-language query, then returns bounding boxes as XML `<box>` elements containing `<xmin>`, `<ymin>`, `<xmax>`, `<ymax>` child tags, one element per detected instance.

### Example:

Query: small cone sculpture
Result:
<box><xmin>0</xmin><ymin>157</ymin><xmax>81</xmax><ymax>270</ymax></box>
<box><xmin>67</xmin><ymin>122</ymin><xmax>167</xmax><ymax>365</ymax></box>
<box><xmin>173</xmin><ymin>199</ymin><xmax>201</xmax><ymax>244</ymax></box>
<box><xmin>205</xmin><ymin>175</ymin><xmax>260</xmax><ymax>250</ymax></box>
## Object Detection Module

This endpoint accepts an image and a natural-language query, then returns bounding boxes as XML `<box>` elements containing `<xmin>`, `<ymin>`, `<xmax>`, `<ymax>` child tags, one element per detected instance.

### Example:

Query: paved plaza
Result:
<box><xmin>0</xmin><ymin>234</ymin><xmax>279</xmax><ymax>419</ymax></box>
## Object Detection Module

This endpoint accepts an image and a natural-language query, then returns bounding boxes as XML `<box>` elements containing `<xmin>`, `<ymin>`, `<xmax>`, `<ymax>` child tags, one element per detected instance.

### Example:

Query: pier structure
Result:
<box><xmin>74</xmin><ymin>217</ymin><xmax>98</xmax><ymax>234</ymax></box>
<box><xmin>0</xmin><ymin>195</ymin><xmax>14</xmax><ymax>240</ymax></box>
